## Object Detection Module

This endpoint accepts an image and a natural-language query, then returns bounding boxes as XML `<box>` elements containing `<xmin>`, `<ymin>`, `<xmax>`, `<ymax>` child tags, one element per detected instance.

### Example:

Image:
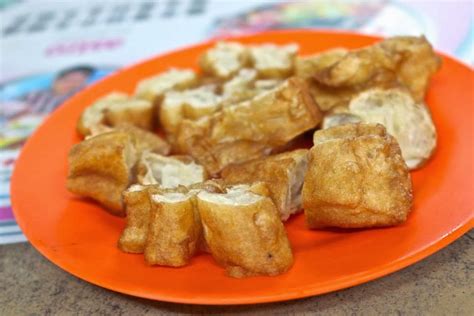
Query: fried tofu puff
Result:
<box><xmin>222</xmin><ymin>149</ymin><xmax>309</xmax><ymax>221</ymax></box>
<box><xmin>313</xmin><ymin>36</ymin><xmax>440</xmax><ymax>101</ymax></box>
<box><xmin>176</xmin><ymin>77</ymin><xmax>322</xmax><ymax>175</ymax></box>
<box><xmin>197</xmin><ymin>185</ymin><xmax>293</xmax><ymax>278</ymax></box>
<box><xmin>89</xmin><ymin>123</ymin><xmax>170</xmax><ymax>156</ymax></box>
<box><xmin>77</xmin><ymin>92</ymin><xmax>154</xmax><ymax>137</ymax></box>
<box><xmin>118</xmin><ymin>184</ymin><xmax>161</xmax><ymax>253</ymax></box>
<box><xmin>159</xmin><ymin>85</ymin><xmax>222</xmax><ymax>136</ymax></box>
<box><xmin>144</xmin><ymin>191</ymin><xmax>201</xmax><ymax>266</ymax></box>
<box><xmin>295</xmin><ymin>48</ymin><xmax>348</xmax><ymax>79</ymax></box>
<box><xmin>248</xmin><ymin>43</ymin><xmax>299</xmax><ymax>78</ymax></box>
<box><xmin>199</xmin><ymin>42</ymin><xmax>248</xmax><ymax>79</ymax></box>
<box><xmin>137</xmin><ymin>151</ymin><xmax>207</xmax><ymax>187</ymax></box>
<box><xmin>347</xmin><ymin>88</ymin><xmax>437</xmax><ymax>169</ymax></box>
<box><xmin>303</xmin><ymin>123</ymin><xmax>413</xmax><ymax>229</ymax></box>
<box><xmin>134</xmin><ymin>68</ymin><xmax>197</xmax><ymax>103</ymax></box>
<box><xmin>67</xmin><ymin>132</ymin><xmax>138</xmax><ymax>216</ymax></box>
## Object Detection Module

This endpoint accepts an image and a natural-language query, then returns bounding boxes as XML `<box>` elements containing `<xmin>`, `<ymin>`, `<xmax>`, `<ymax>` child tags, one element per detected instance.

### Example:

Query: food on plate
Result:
<box><xmin>67</xmin><ymin>132</ymin><xmax>138</xmax><ymax>216</ymax></box>
<box><xmin>144</xmin><ymin>191</ymin><xmax>201</xmax><ymax>266</ymax></box>
<box><xmin>313</xmin><ymin>121</ymin><xmax>386</xmax><ymax>145</ymax></box>
<box><xmin>176</xmin><ymin>77</ymin><xmax>322</xmax><ymax>175</ymax></box>
<box><xmin>303</xmin><ymin>123</ymin><xmax>413</xmax><ymax>228</ymax></box>
<box><xmin>295</xmin><ymin>48</ymin><xmax>348</xmax><ymax>79</ymax></box>
<box><xmin>89</xmin><ymin>123</ymin><xmax>171</xmax><ymax>156</ymax></box>
<box><xmin>77</xmin><ymin>92</ymin><xmax>154</xmax><ymax>136</ymax></box>
<box><xmin>248</xmin><ymin>43</ymin><xmax>299</xmax><ymax>78</ymax></box>
<box><xmin>221</xmin><ymin>68</ymin><xmax>258</xmax><ymax>104</ymax></box>
<box><xmin>197</xmin><ymin>184</ymin><xmax>293</xmax><ymax>277</ymax></box>
<box><xmin>321</xmin><ymin>112</ymin><xmax>361</xmax><ymax>129</ymax></box>
<box><xmin>346</xmin><ymin>88</ymin><xmax>437</xmax><ymax>169</ymax></box>
<box><xmin>67</xmin><ymin>36</ymin><xmax>441</xmax><ymax>278</ymax></box>
<box><xmin>136</xmin><ymin>151</ymin><xmax>206</xmax><ymax>187</ymax></box>
<box><xmin>297</xmin><ymin>36</ymin><xmax>440</xmax><ymax>112</ymax></box>
<box><xmin>159</xmin><ymin>85</ymin><xmax>222</xmax><ymax>135</ymax></box>
<box><xmin>200</xmin><ymin>42</ymin><xmax>248</xmax><ymax>79</ymax></box>
<box><xmin>134</xmin><ymin>68</ymin><xmax>197</xmax><ymax>103</ymax></box>
<box><xmin>118</xmin><ymin>184</ymin><xmax>161</xmax><ymax>253</ymax></box>
<box><xmin>114</xmin><ymin>123</ymin><xmax>170</xmax><ymax>156</ymax></box>
<box><xmin>222</xmin><ymin>149</ymin><xmax>309</xmax><ymax>221</ymax></box>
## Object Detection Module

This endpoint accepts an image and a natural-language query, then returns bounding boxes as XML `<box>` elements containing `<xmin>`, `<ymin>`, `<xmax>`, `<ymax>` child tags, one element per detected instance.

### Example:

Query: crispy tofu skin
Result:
<box><xmin>134</xmin><ymin>69</ymin><xmax>197</xmax><ymax>102</ymax></box>
<box><xmin>313</xmin><ymin>122</ymin><xmax>387</xmax><ymax>145</ymax></box>
<box><xmin>347</xmin><ymin>88</ymin><xmax>437</xmax><ymax>169</ymax></box>
<box><xmin>295</xmin><ymin>48</ymin><xmax>348</xmax><ymax>79</ymax></box>
<box><xmin>303</xmin><ymin>124</ymin><xmax>413</xmax><ymax>229</ymax></box>
<box><xmin>118</xmin><ymin>184</ymin><xmax>161</xmax><ymax>253</ymax></box>
<box><xmin>137</xmin><ymin>151</ymin><xmax>207</xmax><ymax>187</ymax></box>
<box><xmin>176</xmin><ymin>77</ymin><xmax>322</xmax><ymax>175</ymax></box>
<box><xmin>114</xmin><ymin>123</ymin><xmax>170</xmax><ymax>156</ymax></box>
<box><xmin>159</xmin><ymin>85</ymin><xmax>222</xmax><ymax>135</ymax></box>
<box><xmin>76</xmin><ymin>92</ymin><xmax>128</xmax><ymax>136</ymax></box>
<box><xmin>312</xmin><ymin>36</ymin><xmax>440</xmax><ymax>101</ymax></box>
<box><xmin>103</xmin><ymin>98</ymin><xmax>154</xmax><ymax>131</ymax></box>
<box><xmin>144</xmin><ymin>192</ymin><xmax>201</xmax><ymax>267</ymax></box>
<box><xmin>77</xmin><ymin>92</ymin><xmax>154</xmax><ymax>137</ymax></box>
<box><xmin>322</xmin><ymin>112</ymin><xmax>362</xmax><ymax>129</ymax></box>
<box><xmin>248</xmin><ymin>43</ymin><xmax>299</xmax><ymax>78</ymax></box>
<box><xmin>222</xmin><ymin>149</ymin><xmax>309</xmax><ymax>221</ymax></box>
<box><xmin>199</xmin><ymin>42</ymin><xmax>248</xmax><ymax>79</ymax></box>
<box><xmin>88</xmin><ymin>123</ymin><xmax>170</xmax><ymax>156</ymax></box>
<box><xmin>67</xmin><ymin>132</ymin><xmax>138</xmax><ymax>216</ymax></box>
<box><xmin>197</xmin><ymin>185</ymin><xmax>293</xmax><ymax>277</ymax></box>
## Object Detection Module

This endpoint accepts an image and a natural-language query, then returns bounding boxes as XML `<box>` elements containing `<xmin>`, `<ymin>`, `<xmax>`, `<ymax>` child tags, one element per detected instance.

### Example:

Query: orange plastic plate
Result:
<box><xmin>11</xmin><ymin>30</ymin><xmax>474</xmax><ymax>305</ymax></box>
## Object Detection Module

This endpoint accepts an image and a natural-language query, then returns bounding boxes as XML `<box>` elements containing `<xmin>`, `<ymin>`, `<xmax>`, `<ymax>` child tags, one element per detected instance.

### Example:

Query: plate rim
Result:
<box><xmin>10</xmin><ymin>29</ymin><xmax>474</xmax><ymax>305</ymax></box>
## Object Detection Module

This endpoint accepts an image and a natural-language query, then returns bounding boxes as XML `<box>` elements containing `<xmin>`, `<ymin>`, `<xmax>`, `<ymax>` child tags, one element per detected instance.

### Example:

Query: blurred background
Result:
<box><xmin>0</xmin><ymin>0</ymin><xmax>472</xmax><ymax>243</ymax></box>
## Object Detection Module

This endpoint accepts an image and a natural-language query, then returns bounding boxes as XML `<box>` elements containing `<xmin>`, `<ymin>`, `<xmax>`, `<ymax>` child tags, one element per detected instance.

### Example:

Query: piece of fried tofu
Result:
<box><xmin>176</xmin><ymin>77</ymin><xmax>322</xmax><ymax>175</ymax></box>
<box><xmin>221</xmin><ymin>68</ymin><xmax>258</xmax><ymax>105</ymax></box>
<box><xmin>159</xmin><ymin>85</ymin><xmax>222</xmax><ymax>135</ymax></box>
<box><xmin>134</xmin><ymin>68</ymin><xmax>197</xmax><ymax>102</ymax></box>
<box><xmin>303</xmin><ymin>123</ymin><xmax>413</xmax><ymax>229</ymax></box>
<box><xmin>200</xmin><ymin>42</ymin><xmax>248</xmax><ymax>79</ymax></box>
<box><xmin>118</xmin><ymin>184</ymin><xmax>161</xmax><ymax>253</ymax></box>
<box><xmin>312</xmin><ymin>36</ymin><xmax>440</xmax><ymax>101</ymax></box>
<box><xmin>347</xmin><ymin>88</ymin><xmax>437</xmax><ymax>169</ymax></box>
<box><xmin>144</xmin><ymin>191</ymin><xmax>201</xmax><ymax>266</ymax></box>
<box><xmin>67</xmin><ymin>131</ymin><xmax>138</xmax><ymax>216</ymax></box>
<box><xmin>197</xmin><ymin>184</ymin><xmax>293</xmax><ymax>277</ymax></box>
<box><xmin>222</xmin><ymin>149</ymin><xmax>309</xmax><ymax>221</ymax></box>
<box><xmin>89</xmin><ymin>123</ymin><xmax>170</xmax><ymax>156</ymax></box>
<box><xmin>77</xmin><ymin>92</ymin><xmax>154</xmax><ymax>137</ymax></box>
<box><xmin>137</xmin><ymin>151</ymin><xmax>207</xmax><ymax>187</ymax></box>
<box><xmin>249</xmin><ymin>43</ymin><xmax>299</xmax><ymax>78</ymax></box>
<box><xmin>295</xmin><ymin>48</ymin><xmax>348</xmax><ymax>79</ymax></box>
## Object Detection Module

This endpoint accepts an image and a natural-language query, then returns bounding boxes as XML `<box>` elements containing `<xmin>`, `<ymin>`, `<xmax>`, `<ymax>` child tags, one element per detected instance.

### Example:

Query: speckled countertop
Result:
<box><xmin>1</xmin><ymin>230</ymin><xmax>472</xmax><ymax>315</ymax></box>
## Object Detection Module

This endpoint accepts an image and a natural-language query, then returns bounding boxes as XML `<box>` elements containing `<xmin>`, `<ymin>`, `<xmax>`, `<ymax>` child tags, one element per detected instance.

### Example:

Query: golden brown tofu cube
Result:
<box><xmin>144</xmin><ymin>191</ymin><xmax>201</xmax><ymax>267</ymax></box>
<box><xmin>249</xmin><ymin>43</ymin><xmax>299</xmax><ymax>78</ymax></box>
<box><xmin>134</xmin><ymin>68</ymin><xmax>197</xmax><ymax>102</ymax></box>
<box><xmin>67</xmin><ymin>132</ymin><xmax>138</xmax><ymax>216</ymax></box>
<box><xmin>137</xmin><ymin>151</ymin><xmax>207</xmax><ymax>187</ymax></box>
<box><xmin>118</xmin><ymin>184</ymin><xmax>161</xmax><ymax>253</ymax></box>
<box><xmin>347</xmin><ymin>88</ymin><xmax>437</xmax><ymax>169</ymax></box>
<box><xmin>222</xmin><ymin>149</ymin><xmax>309</xmax><ymax>221</ymax></box>
<box><xmin>295</xmin><ymin>48</ymin><xmax>348</xmax><ymax>79</ymax></box>
<box><xmin>303</xmin><ymin>124</ymin><xmax>413</xmax><ymax>228</ymax></box>
<box><xmin>312</xmin><ymin>36</ymin><xmax>440</xmax><ymax>102</ymax></box>
<box><xmin>197</xmin><ymin>185</ymin><xmax>293</xmax><ymax>278</ymax></box>
<box><xmin>176</xmin><ymin>77</ymin><xmax>322</xmax><ymax>175</ymax></box>
<box><xmin>199</xmin><ymin>42</ymin><xmax>248</xmax><ymax>79</ymax></box>
<box><xmin>77</xmin><ymin>92</ymin><xmax>154</xmax><ymax>137</ymax></box>
<box><xmin>159</xmin><ymin>85</ymin><xmax>222</xmax><ymax>135</ymax></box>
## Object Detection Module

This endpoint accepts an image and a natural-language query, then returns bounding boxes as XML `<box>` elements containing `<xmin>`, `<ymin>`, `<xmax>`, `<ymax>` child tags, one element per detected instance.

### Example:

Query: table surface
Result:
<box><xmin>1</xmin><ymin>230</ymin><xmax>472</xmax><ymax>315</ymax></box>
